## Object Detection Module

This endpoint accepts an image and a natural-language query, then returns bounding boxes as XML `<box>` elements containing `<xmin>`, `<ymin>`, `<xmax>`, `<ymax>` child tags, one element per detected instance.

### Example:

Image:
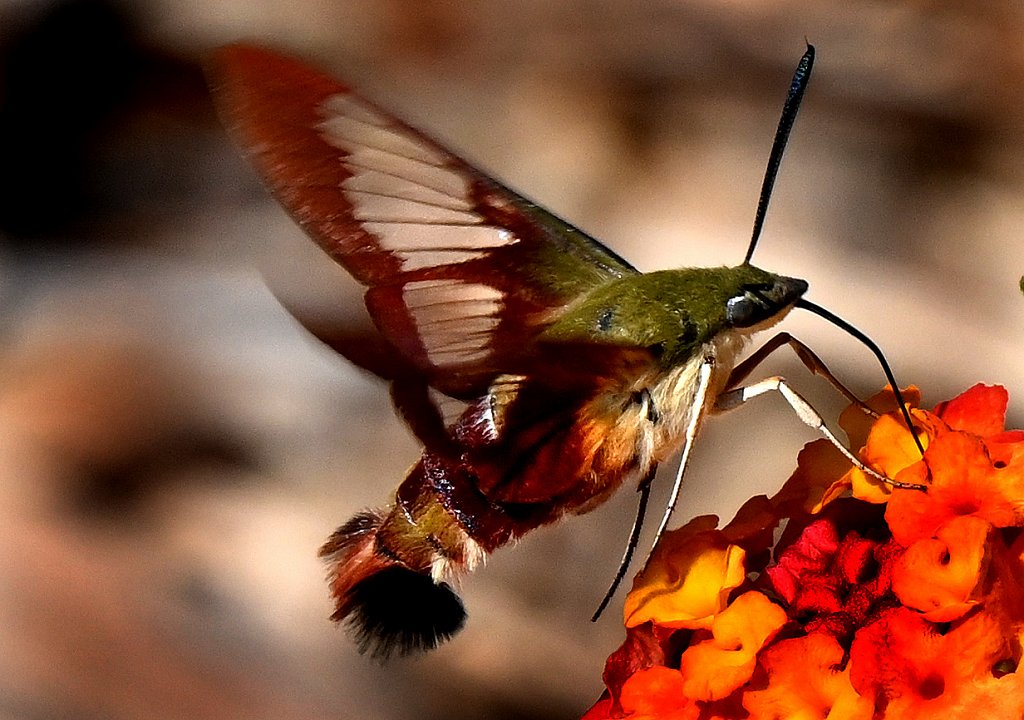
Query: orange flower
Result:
<box><xmin>624</xmin><ymin>516</ymin><xmax>746</xmax><ymax>630</ymax></box>
<box><xmin>775</xmin><ymin>387</ymin><xmax>927</xmax><ymax>510</ymax></box>
<box><xmin>891</xmin><ymin>515</ymin><xmax>991</xmax><ymax>622</ymax></box>
<box><xmin>678</xmin><ymin>592</ymin><xmax>787</xmax><ymax>700</ymax></box>
<box><xmin>584</xmin><ymin>385</ymin><xmax>1024</xmax><ymax>720</ymax></box>
<box><xmin>743</xmin><ymin>632</ymin><xmax>873</xmax><ymax>720</ymax></box>
<box><xmin>886</xmin><ymin>430</ymin><xmax>1024</xmax><ymax>546</ymax></box>
<box><xmin>849</xmin><ymin>607</ymin><xmax>1020</xmax><ymax>719</ymax></box>
<box><xmin>851</xmin><ymin>410</ymin><xmax>931</xmax><ymax>500</ymax></box>
<box><xmin>617</xmin><ymin>668</ymin><xmax>700</xmax><ymax>720</ymax></box>
<box><xmin>933</xmin><ymin>383</ymin><xmax>1009</xmax><ymax>437</ymax></box>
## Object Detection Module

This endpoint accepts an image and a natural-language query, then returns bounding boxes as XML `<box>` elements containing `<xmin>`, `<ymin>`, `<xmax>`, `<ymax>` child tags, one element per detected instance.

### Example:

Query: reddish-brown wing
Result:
<box><xmin>210</xmin><ymin>44</ymin><xmax>637</xmax><ymax>398</ymax></box>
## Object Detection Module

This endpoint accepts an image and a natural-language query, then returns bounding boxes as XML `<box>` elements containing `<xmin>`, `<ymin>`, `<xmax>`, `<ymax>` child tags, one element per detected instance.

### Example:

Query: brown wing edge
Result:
<box><xmin>208</xmin><ymin>44</ymin><xmax>379</xmax><ymax>270</ymax></box>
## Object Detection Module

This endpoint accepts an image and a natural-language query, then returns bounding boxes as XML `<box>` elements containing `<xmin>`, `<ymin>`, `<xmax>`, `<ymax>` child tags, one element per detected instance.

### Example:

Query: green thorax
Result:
<box><xmin>540</xmin><ymin>264</ymin><xmax>807</xmax><ymax>369</ymax></box>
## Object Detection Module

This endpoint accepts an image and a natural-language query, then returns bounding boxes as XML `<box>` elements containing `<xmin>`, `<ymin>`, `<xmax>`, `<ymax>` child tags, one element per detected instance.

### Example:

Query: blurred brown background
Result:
<box><xmin>1</xmin><ymin>1</ymin><xmax>1022</xmax><ymax>719</ymax></box>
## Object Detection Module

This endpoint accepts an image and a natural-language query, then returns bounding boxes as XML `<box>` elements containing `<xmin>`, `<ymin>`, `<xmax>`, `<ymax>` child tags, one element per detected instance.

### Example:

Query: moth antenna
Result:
<box><xmin>796</xmin><ymin>299</ymin><xmax>925</xmax><ymax>455</ymax></box>
<box><xmin>744</xmin><ymin>44</ymin><xmax>815</xmax><ymax>265</ymax></box>
<box><xmin>591</xmin><ymin>479</ymin><xmax>653</xmax><ymax>622</ymax></box>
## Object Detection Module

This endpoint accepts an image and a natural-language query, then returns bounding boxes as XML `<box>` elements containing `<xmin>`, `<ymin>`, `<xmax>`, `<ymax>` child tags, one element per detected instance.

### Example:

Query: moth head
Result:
<box><xmin>724</xmin><ymin>271</ymin><xmax>808</xmax><ymax>331</ymax></box>
<box><xmin>669</xmin><ymin>264</ymin><xmax>807</xmax><ymax>349</ymax></box>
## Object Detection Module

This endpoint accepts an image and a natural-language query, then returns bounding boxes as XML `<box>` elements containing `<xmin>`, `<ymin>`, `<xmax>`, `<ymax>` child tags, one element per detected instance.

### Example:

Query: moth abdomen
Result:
<box><xmin>345</xmin><ymin>566</ymin><xmax>466</xmax><ymax>660</ymax></box>
<box><xmin>319</xmin><ymin>507</ymin><xmax>468</xmax><ymax>659</ymax></box>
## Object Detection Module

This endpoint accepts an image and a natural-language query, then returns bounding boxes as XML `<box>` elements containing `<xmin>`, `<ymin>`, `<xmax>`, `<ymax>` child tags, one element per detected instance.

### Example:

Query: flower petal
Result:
<box><xmin>892</xmin><ymin>515</ymin><xmax>992</xmax><ymax>622</ymax></box>
<box><xmin>744</xmin><ymin>633</ymin><xmax>873</xmax><ymax>720</ymax></box>
<box><xmin>886</xmin><ymin>430</ymin><xmax>1024</xmax><ymax>546</ymax></box>
<box><xmin>933</xmin><ymin>383</ymin><xmax>1008</xmax><ymax>437</ymax></box>
<box><xmin>580</xmin><ymin>697</ymin><xmax>616</xmax><ymax>720</ymax></box>
<box><xmin>678</xmin><ymin>592</ymin><xmax>787</xmax><ymax>701</ymax></box>
<box><xmin>618</xmin><ymin>667</ymin><xmax>699</xmax><ymax>720</ymax></box>
<box><xmin>774</xmin><ymin>439</ymin><xmax>855</xmax><ymax>515</ymax></box>
<box><xmin>850</xmin><ymin>607</ymin><xmax>1011</xmax><ymax>716</ymax></box>
<box><xmin>601</xmin><ymin>623</ymin><xmax>673</xmax><ymax>705</ymax></box>
<box><xmin>838</xmin><ymin>386</ymin><xmax>922</xmax><ymax>452</ymax></box>
<box><xmin>624</xmin><ymin>517</ymin><xmax>746</xmax><ymax>630</ymax></box>
<box><xmin>850</xmin><ymin>411</ymin><xmax>930</xmax><ymax>502</ymax></box>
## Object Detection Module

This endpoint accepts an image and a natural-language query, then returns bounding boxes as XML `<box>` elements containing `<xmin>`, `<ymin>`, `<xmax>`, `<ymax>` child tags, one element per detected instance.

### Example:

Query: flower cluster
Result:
<box><xmin>584</xmin><ymin>384</ymin><xmax>1024</xmax><ymax>719</ymax></box>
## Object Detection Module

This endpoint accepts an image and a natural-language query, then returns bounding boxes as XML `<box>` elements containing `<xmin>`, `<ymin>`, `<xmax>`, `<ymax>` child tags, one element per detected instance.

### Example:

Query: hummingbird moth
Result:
<box><xmin>211</xmin><ymin>44</ymin><xmax>921</xmax><ymax>659</ymax></box>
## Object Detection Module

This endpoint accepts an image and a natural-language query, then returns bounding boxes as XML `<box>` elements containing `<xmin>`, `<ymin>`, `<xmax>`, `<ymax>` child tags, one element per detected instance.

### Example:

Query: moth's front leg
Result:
<box><xmin>726</xmin><ymin>331</ymin><xmax>876</xmax><ymax>416</ymax></box>
<box><xmin>714</xmin><ymin>376</ymin><xmax>925</xmax><ymax>491</ymax></box>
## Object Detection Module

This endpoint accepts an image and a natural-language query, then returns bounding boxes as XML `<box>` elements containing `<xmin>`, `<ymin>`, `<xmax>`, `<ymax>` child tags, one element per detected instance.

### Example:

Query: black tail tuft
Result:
<box><xmin>345</xmin><ymin>566</ymin><xmax>466</xmax><ymax>661</ymax></box>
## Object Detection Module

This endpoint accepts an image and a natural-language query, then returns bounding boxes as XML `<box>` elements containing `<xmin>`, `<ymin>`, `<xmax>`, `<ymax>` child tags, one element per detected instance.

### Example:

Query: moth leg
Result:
<box><xmin>591</xmin><ymin>466</ymin><xmax>655</xmax><ymax>622</ymax></box>
<box><xmin>715</xmin><ymin>376</ymin><xmax>925</xmax><ymax>490</ymax></box>
<box><xmin>727</xmin><ymin>332</ymin><xmax>876</xmax><ymax>417</ymax></box>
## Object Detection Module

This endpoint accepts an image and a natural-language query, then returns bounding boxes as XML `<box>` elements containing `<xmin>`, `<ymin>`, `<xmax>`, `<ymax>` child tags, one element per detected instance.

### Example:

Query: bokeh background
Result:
<box><xmin>1</xmin><ymin>1</ymin><xmax>1022</xmax><ymax>719</ymax></box>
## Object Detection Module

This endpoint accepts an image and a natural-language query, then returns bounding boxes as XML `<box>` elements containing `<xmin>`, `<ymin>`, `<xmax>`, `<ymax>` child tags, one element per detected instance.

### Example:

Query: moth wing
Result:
<box><xmin>211</xmin><ymin>44</ymin><xmax>638</xmax><ymax>398</ymax></box>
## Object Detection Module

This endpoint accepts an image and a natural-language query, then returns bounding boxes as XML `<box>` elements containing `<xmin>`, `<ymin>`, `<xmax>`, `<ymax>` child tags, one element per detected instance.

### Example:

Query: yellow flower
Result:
<box><xmin>623</xmin><ymin>515</ymin><xmax>746</xmax><ymax>631</ymax></box>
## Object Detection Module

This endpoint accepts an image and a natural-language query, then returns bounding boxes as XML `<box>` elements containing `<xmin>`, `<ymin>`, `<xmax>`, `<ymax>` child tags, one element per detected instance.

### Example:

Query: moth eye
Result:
<box><xmin>597</xmin><ymin>308</ymin><xmax>615</xmax><ymax>332</ymax></box>
<box><xmin>727</xmin><ymin>283</ymin><xmax>778</xmax><ymax>328</ymax></box>
<box><xmin>726</xmin><ymin>295</ymin><xmax>757</xmax><ymax>327</ymax></box>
